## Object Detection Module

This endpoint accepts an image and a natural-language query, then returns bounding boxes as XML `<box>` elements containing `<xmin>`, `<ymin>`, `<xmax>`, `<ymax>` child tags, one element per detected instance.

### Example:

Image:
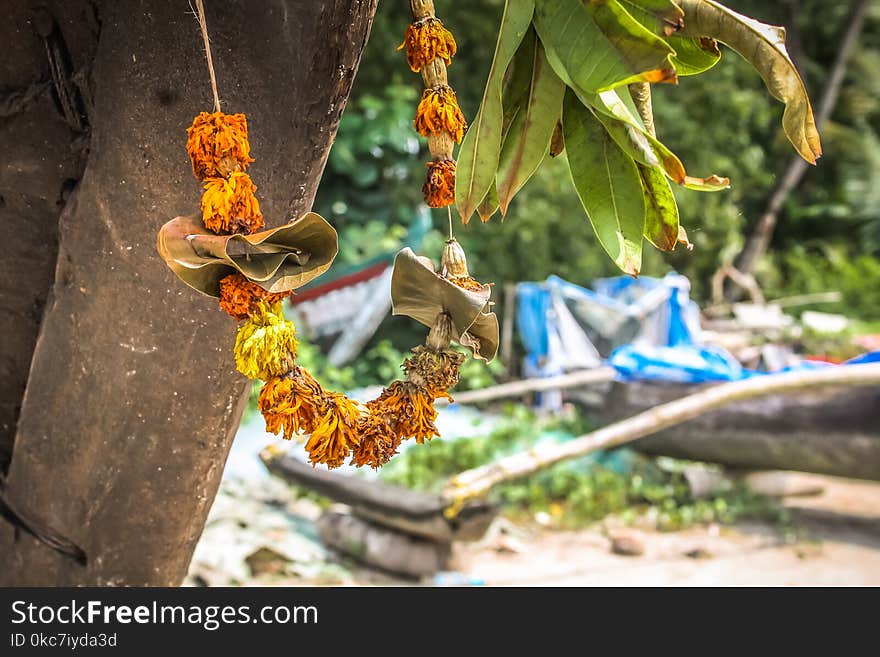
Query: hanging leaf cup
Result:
<box><xmin>391</xmin><ymin>247</ymin><xmax>499</xmax><ymax>362</ymax></box>
<box><xmin>157</xmin><ymin>212</ymin><xmax>339</xmax><ymax>297</ymax></box>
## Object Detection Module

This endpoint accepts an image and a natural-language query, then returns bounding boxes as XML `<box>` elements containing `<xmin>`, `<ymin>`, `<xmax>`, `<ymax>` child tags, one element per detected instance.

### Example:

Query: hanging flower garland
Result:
<box><xmin>157</xmin><ymin>0</ymin><xmax>499</xmax><ymax>471</ymax></box>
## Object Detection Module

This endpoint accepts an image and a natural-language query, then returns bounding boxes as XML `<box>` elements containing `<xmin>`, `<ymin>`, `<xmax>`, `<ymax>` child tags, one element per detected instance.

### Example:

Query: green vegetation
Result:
<box><xmin>380</xmin><ymin>407</ymin><xmax>786</xmax><ymax>531</ymax></box>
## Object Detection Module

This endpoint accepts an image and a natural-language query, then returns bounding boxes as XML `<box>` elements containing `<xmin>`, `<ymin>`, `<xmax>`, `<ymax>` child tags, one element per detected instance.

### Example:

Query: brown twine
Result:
<box><xmin>193</xmin><ymin>0</ymin><xmax>221</xmax><ymax>112</ymax></box>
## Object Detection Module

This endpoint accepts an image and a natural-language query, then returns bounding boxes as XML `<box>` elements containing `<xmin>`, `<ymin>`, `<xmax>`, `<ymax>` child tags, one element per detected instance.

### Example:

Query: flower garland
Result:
<box><xmin>400</xmin><ymin>0</ymin><xmax>466</xmax><ymax>208</ymax></box>
<box><xmin>157</xmin><ymin>0</ymin><xmax>496</xmax><ymax>472</ymax></box>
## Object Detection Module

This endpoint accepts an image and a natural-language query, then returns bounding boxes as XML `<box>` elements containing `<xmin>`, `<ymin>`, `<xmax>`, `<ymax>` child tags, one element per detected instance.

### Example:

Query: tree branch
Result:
<box><xmin>729</xmin><ymin>0</ymin><xmax>870</xmax><ymax>296</ymax></box>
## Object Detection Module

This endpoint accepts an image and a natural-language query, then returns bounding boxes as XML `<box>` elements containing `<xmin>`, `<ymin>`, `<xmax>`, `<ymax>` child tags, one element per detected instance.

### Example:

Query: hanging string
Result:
<box><xmin>447</xmin><ymin>205</ymin><xmax>454</xmax><ymax>240</ymax></box>
<box><xmin>194</xmin><ymin>0</ymin><xmax>221</xmax><ymax>112</ymax></box>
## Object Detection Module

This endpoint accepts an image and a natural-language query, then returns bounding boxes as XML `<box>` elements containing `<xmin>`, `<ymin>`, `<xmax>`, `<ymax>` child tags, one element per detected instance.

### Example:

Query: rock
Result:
<box><xmin>684</xmin><ymin>547</ymin><xmax>713</xmax><ymax>560</ymax></box>
<box><xmin>609</xmin><ymin>533</ymin><xmax>645</xmax><ymax>557</ymax></box>
<box><xmin>245</xmin><ymin>546</ymin><xmax>294</xmax><ymax>578</ymax></box>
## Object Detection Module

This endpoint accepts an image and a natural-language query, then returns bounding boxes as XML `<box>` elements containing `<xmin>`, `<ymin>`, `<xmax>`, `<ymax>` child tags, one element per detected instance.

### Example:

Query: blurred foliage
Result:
<box><xmin>313</xmin><ymin>0</ymin><xmax>880</xmax><ymax>324</ymax></box>
<box><xmin>294</xmin><ymin>338</ymin><xmax>505</xmax><ymax>393</ymax></box>
<box><xmin>380</xmin><ymin>407</ymin><xmax>784</xmax><ymax>531</ymax></box>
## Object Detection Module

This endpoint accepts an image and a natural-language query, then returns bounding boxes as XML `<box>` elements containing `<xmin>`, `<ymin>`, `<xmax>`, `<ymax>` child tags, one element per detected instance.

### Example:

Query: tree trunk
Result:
<box><xmin>0</xmin><ymin>0</ymin><xmax>376</xmax><ymax>586</ymax></box>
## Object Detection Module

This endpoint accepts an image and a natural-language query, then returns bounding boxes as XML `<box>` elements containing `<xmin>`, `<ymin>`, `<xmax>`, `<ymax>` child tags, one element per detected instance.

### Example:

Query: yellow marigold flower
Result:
<box><xmin>304</xmin><ymin>393</ymin><xmax>362</xmax><ymax>469</ymax></box>
<box><xmin>186</xmin><ymin>111</ymin><xmax>255</xmax><ymax>180</ymax></box>
<box><xmin>422</xmin><ymin>159</ymin><xmax>455</xmax><ymax>208</ymax></box>
<box><xmin>234</xmin><ymin>302</ymin><xmax>297</xmax><ymax>380</ymax></box>
<box><xmin>350</xmin><ymin>412</ymin><xmax>401</xmax><ymax>469</ymax></box>
<box><xmin>218</xmin><ymin>273</ymin><xmax>290</xmax><ymax>321</ymax></box>
<box><xmin>402</xmin><ymin>346</ymin><xmax>466</xmax><ymax>397</ymax></box>
<box><xmin>398</xmin><ymin>18</ymin><xmax>457</xmax><ymax>72</ymax></box>
<box><xmin>371</xmin><ymin>381</ymin><xmax>439</xmax><ymax>444</ymax></box>
<box><xmin>200</xmin><ymin>171</ymin><xmax>264</xmax><ymax>235</ymax></box>
<box><xmin>414</xmin><ymin>85</ymin><xmax>467</xmax><ymax>143</ymax></box>
<box><xmin>258</xmin><ymin>367</ymin><xmax>325</xmax><ymax>439</ymax></box>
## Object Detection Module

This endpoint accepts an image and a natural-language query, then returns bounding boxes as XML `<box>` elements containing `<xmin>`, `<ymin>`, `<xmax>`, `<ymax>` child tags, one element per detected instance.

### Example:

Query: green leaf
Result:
<box><xmin>588</xmin><ymin>89</ymin><xmax>731</xmax><ymax>191</ymax></box>
<box><xmin>456</xmin><ymin>0</ymin><xmax>535</xmax><ymax>224</ymax></box>
<box><xmin>667</xmin><ymin>35</ymin><xmax>721</xmax><ymax>75</ymax></box>
<box><xmin>497</xmin><ymin>37</ymin><xmax>566</xmax><ymax>215</ymax></box>
<box><xmin>619</xmin><ymin>0</ymin><xmax>721</xmax><ymax>75</ymax></box>
<box><xmin>533</xmin><ymin>0</ymin><xmax>677</xmax><ymax>94</ymax></box>
<box><xmin>563</xmin><ymin>92</ymin><xmax>645</xmax><ymax>275</ymax></box>
<box><xmin>501</xmin><ymin>28</ymin><xmax>537</xmax><ymax>136</ymax></box>
<box><xmin>638</xmin><ymin>163</ymin><xmax>679</xmax><ymax>251</ymax></box>
<box><xmin>477</xmin><ymin>183</ymin><xmax>500</xmax><ymax>223</ymax></box>
<box><xmin>678</xmin><ymin>0</ymin><xmax>821</xmax><ymax>163</ymax></box>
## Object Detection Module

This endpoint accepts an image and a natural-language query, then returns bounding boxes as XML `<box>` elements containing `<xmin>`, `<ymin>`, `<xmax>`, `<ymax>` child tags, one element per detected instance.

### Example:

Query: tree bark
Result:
<box><xmin>0</xmin><ymin>0</ymin><xmax>376</xmax><ymax>586</ymax></box>
<box><xmin>730</xmin><ymin>0</ymin><xmax>870</xmax><ymax>295</ymax></box>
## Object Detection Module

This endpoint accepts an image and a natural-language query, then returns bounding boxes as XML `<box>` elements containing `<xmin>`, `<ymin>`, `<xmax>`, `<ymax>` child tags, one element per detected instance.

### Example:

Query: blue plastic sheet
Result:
<box><xmin>517</xmin><ymin>274</ymin><xmax>879</xmax><ymax>388</ymax></box>
<box><xmin>610</xmin><ymin>344</ymin><xmax>755</xmax><ymax>383</ymax></box>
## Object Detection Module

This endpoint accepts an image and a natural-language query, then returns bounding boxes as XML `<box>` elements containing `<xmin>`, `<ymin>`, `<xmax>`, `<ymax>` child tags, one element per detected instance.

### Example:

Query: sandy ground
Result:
<box><xmin>188</xmin><ymin>473</ymin><xmax>880</xmax><ymax>586</ymax></box>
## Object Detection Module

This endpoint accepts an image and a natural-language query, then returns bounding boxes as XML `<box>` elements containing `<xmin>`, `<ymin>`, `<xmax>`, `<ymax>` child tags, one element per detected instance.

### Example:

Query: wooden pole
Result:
<box><xmin>442</xmin><ymin>363</ymin><xmax>880</xmax><ymax>508</ymax></box>
<box><xmin>439</xmin><ymin>366</ymin><xmax>617</xmax><ymax>406</ymax></box>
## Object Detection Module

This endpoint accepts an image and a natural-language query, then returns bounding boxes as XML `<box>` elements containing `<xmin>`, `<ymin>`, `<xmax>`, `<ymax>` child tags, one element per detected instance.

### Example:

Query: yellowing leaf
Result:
<box><xmin>678</xmin><ymin>0</ymin><xmax>821</xmax><ymax>163</ymax></box>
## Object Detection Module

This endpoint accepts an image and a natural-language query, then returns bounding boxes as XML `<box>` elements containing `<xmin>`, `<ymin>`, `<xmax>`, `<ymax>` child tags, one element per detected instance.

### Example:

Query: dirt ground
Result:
<box><xmin>188</xmin><ymin>472</ymin><xmax>880</xmax><ymax>586</ymax></box>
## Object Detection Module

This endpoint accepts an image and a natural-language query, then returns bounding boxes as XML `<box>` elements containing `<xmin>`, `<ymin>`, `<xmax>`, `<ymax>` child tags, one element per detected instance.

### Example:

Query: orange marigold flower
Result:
<box><xmin>372</xmin><ymin>381</ymin><xmax>439</xmax><ymax>444</ymax></box>
<box><xmin>186</xmin><ymin>111</ymin><xmax>255</xmax><ymax>180</ymax></box>
<box><xmin>200</xmin><ymin>171</ymin><xmax>264</xmax><ymax>235</ymax></box>
<box><xmin>258</xmin><ymin>367</ymin><xmax>325</xmax><ymax>440</ymax></box>
<box><xmin>414</xmin><ymin>85</ymin><xmax>467</xmax><ymax>143</ymax></box>
<box><xmin>350</xmin><ymin>412</ymin><xmax>401</xmax><ymax>469</ymax></box>
<box><xmin>218</xmin><ymin>273</ymin><xmax>290</xmax><ymax>320</ymax></box>
<box><xmin>398</xmin><ymin>17</ymin><xmax>457</xmax><ymax>72</ymax></box>
<box><xmin>422</xmin><ymin>159</ymin><xmax>455</xmax><ymax>208</ymax></box>
<box><xmin>304</xmin><ymin>393</ymin><xmax>362</xmax><ymax>469</ymax></box>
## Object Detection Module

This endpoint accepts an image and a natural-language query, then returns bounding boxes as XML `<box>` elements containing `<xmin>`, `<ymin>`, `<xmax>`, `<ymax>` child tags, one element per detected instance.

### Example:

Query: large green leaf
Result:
<box><xmin>534</xmin><ymin>0</ymin><xmax>677</xmax><ymax>94</ymax></box>
<box><xmin>456</xmin><ymin>0</ymin><xmax>535</xmax><ymax>223</ymax></box>
<box><xmin>678</xmin><ymin>0</ymin><xmax>821</xmax><ymax>163</ymax></box>
<box><xmin>563</xmin><ymin>92</ymin><xmax>645</xmax><ymax>276</ymax></box>
<box><xmin>620</xmin><ymin>0</ymin><xmax>721</xmax><ymax>75</ymax></box>
<box><xmin>638</xmin><ymin>163</ymin><xmax>680</xmax><ymax>251</ymax></box>
<box><xmin>497</xmin><ymin>38</ymin><xmax>566</xmax><ymax>215</ymax></box>
<box><xmin>501</xmin><ymin>28</ymin><xmax>537</xmax><ymax>136</ymax></box>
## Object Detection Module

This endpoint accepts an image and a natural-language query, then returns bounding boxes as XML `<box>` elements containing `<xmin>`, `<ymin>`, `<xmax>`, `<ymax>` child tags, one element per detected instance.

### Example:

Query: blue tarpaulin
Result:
<box><xmin>517</xmin><ymin>274</ymin><xmax>878</xmax><ymax>388</ymax></box>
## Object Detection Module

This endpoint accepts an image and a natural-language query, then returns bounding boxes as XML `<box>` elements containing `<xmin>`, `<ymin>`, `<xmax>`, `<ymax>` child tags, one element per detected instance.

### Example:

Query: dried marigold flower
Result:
<box><xmin>218</xmin><ymin>273</ymin><xmax>290</xmax><ymax>320</ymax></box>
<box><xmin>258</xmin><ymin>367</ymin><xmax>325</xmax><ymax>439</ymax></box>
<box><xmin>414</xmin><ymin>85</ymin><xmax>467</xmax><ymax>143</ymax></box>
<box><xmin>447</xmin><ymin>276</ymin><xmax>485</xmax><ymax>292</ymax></box>
<box><xmin>186</xmin><ymin>111</ymin><xmax>255</xmax><ymax>180</ymax></box>
<box><xmin>200</xmin><ymin>171</ymin><xmax>264</xmax><ymax>235</ymax></box>
<box><xmin>304</xmin><ymin>393</ymin><xmax>362</xmax><ymax>469</ymax></box>
<box><xmin>398</xmin><ymin>17</ymin><xmax>457</xmax><ymax>73</ymax></box>
<box><xmin>422</xmin><ymin>159</ymin><xmax>456</xmax><ymax>208</ymax></box>
<box><xmin>350</xmin><ymin>411</ymin><xmax>401</xmax><ymax>469</ymax></box>
<box><xmin>372</xmin><ymin>380</ymin><xmax>439</xmax><ymax>444</ymax></box>
<box><xmin>402</xmin><ymin>346</ymin><xmax>466</xmax><ymax>396</ymax></box>
<box><xmin>234</xmin><ymin>302</ymin><xmax>298</xmax><ymax>380</ymax></box>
